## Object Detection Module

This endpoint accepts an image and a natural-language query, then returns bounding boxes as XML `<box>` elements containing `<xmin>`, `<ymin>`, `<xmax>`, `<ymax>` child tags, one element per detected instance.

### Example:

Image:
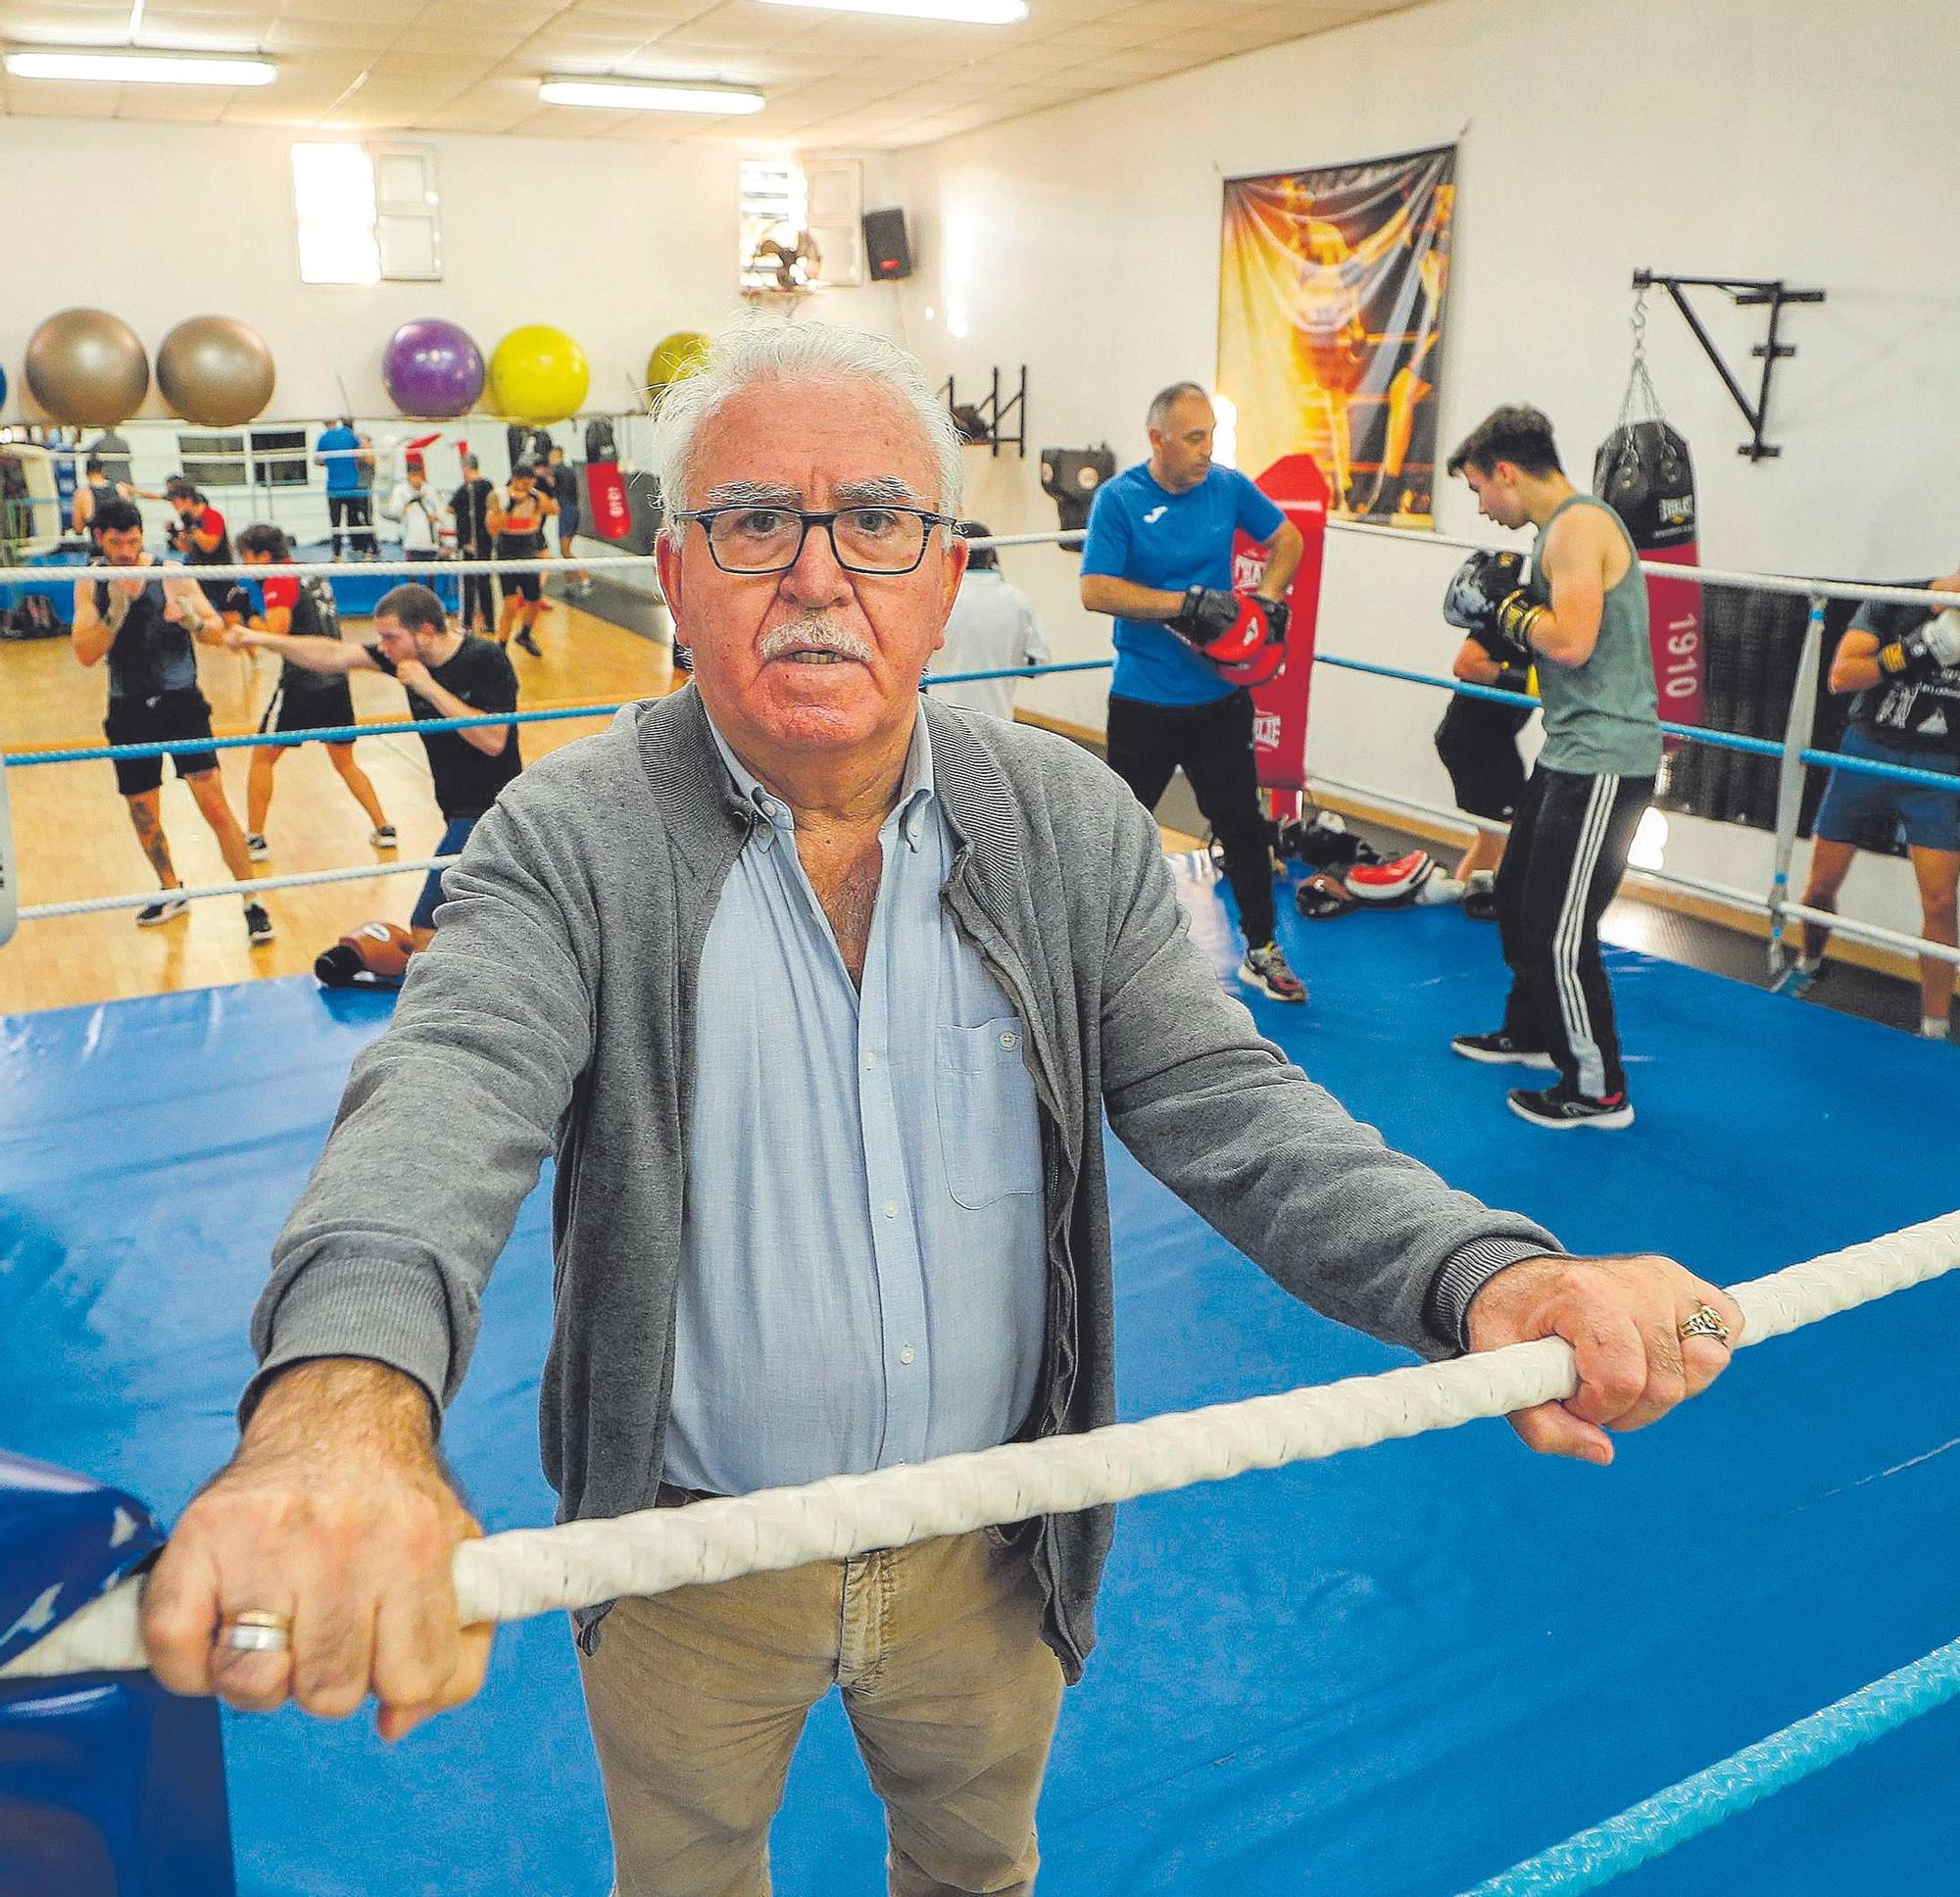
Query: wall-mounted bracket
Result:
<box><xmin>1632</xmin><ymin>270</ymin><xmax>1825</xmax><ymax>461</ymax></box>
<box><xmin>941</xmin><ymin>366</ymin><xmax>1027</xmax><ymax>459</ymax></box>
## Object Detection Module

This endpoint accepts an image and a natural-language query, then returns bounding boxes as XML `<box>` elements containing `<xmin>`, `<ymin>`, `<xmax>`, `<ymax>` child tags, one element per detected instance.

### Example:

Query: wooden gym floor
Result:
<box><xmin>0</xmin><ymin>598</ymin><xmax>676</xmax><ymax>1013</ymax></box>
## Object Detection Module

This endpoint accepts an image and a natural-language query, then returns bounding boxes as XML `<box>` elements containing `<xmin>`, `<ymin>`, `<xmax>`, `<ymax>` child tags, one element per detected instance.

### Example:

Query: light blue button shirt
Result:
<box><xmin>662</xmin><ymin>710</ymin><xmax>1048</xmax><ymax>1496</ymax></box>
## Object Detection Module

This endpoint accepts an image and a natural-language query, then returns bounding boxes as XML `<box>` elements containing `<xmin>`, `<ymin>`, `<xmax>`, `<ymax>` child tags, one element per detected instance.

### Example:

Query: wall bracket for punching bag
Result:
<box><xmin>1631</xmin><ymin>270</ymin><xmax>1824</xmax><ymax>461</ymax></box>
<box><xmin>939</xmin><ymin>366</ymin><xmax>1027</xmax><ymax>459</ymax></box>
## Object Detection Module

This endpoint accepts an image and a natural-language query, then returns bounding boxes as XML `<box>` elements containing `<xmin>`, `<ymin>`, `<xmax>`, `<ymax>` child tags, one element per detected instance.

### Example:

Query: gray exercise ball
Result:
<box><xmin>156</xmin><ymin>316</ymin><xmax>276</xmax><ymax>427</ymax></box>
<box><xmin>23</xmin><ymin>309</ymin><xmax>151</xmax><ymax>427</ymax></box>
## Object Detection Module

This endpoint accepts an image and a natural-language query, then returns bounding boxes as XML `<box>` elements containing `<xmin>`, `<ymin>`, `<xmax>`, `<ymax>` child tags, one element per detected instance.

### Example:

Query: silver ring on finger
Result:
<box><xmin>220</xmin><ymin>1609</ymin><xmax>294</xmax><ymax>1654</ymax></box>
<box><xmin>1679</xmin><ymin>1303</ymin><xmax>1732</xmax><ymax>1346</ymax></box>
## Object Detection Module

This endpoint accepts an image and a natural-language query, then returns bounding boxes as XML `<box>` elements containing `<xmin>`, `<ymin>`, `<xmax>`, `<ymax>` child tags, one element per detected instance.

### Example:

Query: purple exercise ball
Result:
<box><xmin>381</xmin><ymin>318</ymin><xmax>485</xmax><ymax>419</ymax></box>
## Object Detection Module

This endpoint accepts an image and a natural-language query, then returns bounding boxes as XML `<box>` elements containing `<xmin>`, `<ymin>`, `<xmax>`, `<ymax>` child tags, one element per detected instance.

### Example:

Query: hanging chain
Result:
<box><xmin>1617</xmin><ymin>284</ymin><xmax>1664</xmax><ymax>432</ymax></box>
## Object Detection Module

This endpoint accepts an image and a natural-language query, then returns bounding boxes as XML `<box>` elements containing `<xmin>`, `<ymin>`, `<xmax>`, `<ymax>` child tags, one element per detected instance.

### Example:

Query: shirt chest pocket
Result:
<box><xmin>935</xmin><ymin>1018</ymin><xmax>1042</xmax><ymax>1209</ymax></box>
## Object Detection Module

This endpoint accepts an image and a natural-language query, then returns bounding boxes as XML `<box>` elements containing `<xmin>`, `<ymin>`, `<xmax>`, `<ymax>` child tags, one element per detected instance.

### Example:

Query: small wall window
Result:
<box><xmin>293</xmin><ymin>141</ymin><xmax>442</xmax><ymax>286</ymax></box>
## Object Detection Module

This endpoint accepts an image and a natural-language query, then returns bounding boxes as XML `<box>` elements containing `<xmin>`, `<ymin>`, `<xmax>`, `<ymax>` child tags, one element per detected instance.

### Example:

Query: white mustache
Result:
<box><xmin>758</xmin><ymin>618</ymin><xmax>875</xmax><ymax>663</ymax></box>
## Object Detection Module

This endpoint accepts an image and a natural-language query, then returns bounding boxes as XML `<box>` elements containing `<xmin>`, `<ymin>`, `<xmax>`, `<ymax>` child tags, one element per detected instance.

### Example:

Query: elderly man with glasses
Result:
<box><xmin>142</xmin><ymin>322</ymin><xmax>1741</xmax><ymax>1897</ymax></box>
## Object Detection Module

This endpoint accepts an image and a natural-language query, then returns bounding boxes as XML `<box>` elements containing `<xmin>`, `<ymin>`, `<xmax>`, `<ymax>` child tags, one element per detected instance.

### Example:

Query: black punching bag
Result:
<box><xmin>1594</xmin><ymin>418</ymin><xmax>1705</xmax><ymax>739</ymax></box>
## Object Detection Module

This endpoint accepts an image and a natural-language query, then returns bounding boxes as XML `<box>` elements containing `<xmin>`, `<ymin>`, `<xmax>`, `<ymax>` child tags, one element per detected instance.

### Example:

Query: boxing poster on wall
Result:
<box><xmin>1218</xmin><ymin>146</ymin><xmax>1456</xmax><ymax>526</ymax></box>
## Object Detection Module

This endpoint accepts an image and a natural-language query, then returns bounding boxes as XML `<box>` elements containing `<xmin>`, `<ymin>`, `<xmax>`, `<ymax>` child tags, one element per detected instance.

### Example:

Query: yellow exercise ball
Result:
<box><xmin>645</xmin><ymin>330</ymin><xmax>710</xmax><ymax>403</ymax></box>
<box><xmin>488</xmin><ymin>324</ymin><xmax>589</xmax><ymax>423</ymax></box>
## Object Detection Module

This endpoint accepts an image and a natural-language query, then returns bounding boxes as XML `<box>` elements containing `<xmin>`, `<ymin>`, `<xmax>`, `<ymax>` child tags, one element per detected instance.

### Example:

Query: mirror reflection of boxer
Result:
<box><xmin>165</xmin><ymin>477</ymin><xmax>235</xmax><ymax>612</ymax></box>
<box><xmin>70</xmin><ymin>498</ymin><xmax>274</xmax><ymax>945</ymax></box>
<box><xmin>228</xmin><ymin>582</ymin><xmax>520</xmax><ymax>951</ymax></box>
<box><xmin>1080</xmin><ymin>381</ymin><xmax>1307</xmax><ymax>1003</ymax></box>
<box><xmin>1777</xmin><ymin>571</ymin><xmax>1960</xmax><ymax>1041</ymax></box>
<box><xmin>489</xmin><ymin>461</ymin><xmax>557</xmax><ymax>655</ymax></box>
<box><xmin>1438</xmin><ymin>548</ymin><xmax>1540</xmax><ymax>910</ymax></box>
<box><xmin>1446</xmin><ymin>406</ymin><xmax>1661</xmax><ymax>1129</ymax></box>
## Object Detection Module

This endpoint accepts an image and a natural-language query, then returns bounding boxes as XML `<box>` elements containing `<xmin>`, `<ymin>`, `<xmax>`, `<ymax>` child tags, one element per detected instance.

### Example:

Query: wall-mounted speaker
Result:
<box><xmin>862</xmin><ymin>207</ymin><xmax>914</xmax><ymax>282</ymax></box>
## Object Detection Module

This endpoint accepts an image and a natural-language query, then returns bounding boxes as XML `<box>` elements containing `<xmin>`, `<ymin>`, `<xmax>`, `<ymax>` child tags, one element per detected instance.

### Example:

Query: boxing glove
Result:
<box><xmin>1879</xmin><ymin>608</ymin><xmax>1960</xmax><ymax>677</ymax></box>
<box><xmin>1169</xmin><ymin>586</ymin><xmax>1242</xmax><ymax>644</ymax></box>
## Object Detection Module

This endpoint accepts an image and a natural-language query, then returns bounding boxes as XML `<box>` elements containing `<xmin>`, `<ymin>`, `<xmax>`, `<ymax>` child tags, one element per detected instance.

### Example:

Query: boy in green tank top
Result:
<box><xmin>1443</xmin><ymin>406</ymin><xmax>1660</xmax><ymax>1129</ymax></box>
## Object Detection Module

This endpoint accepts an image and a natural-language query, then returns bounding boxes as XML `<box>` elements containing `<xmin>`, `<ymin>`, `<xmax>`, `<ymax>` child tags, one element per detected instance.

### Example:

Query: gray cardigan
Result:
<box><xmin>250</xmin><ymin>687</ymin><xmax>1557</xmax><ymax>1678</ymax></box>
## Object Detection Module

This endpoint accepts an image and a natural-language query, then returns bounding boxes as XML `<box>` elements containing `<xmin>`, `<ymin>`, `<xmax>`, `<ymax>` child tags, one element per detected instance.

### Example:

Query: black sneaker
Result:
<box><xmin>1240</xmin><ymin>940</ymin><xmax>1307</xmax><ymax>1002</ymax></box>
<box><xmin>135</xmin><ymin>895</ymin><xmax>189</xmax><ymax>928</ymax></box>
<box><xmin>1450</xmin><ymin>1029</ymin><xmax>1556</xmax><ymax>1069</ymax></box>
<box><xmin>1507</xmin><ymin>1081</ymin><xmax>1635</xmax><ymax>1130</ymax></box>
<box><xmin>244</xmin><ymin>902</ymin><xmax>275</xmax><ymax>947</ymax></box>
<box><xmin>514</xmin><ymin>630</ymin><xmax>543</xmax><ymax>656</ymax></box>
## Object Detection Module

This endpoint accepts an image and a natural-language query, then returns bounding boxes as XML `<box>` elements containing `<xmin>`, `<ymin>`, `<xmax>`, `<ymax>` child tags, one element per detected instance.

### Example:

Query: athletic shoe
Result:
<box><xmin>1506</xmin><ymin>1082</ymin><xmax>1636</xmax><ymax>1130</ymax></box>
<box><xmin>370</xmin><ymin>824</ymin><xmax>399</xmax><ymax>850</ymax></box>
<box><xmin>244</xmin><ymin>902</ymin><xmax>275</xmax><ymax>947</ymax></box>
<box><xmin>1450</xmin><ymin>1029</ymin><xmax>1556</xmax><ymax>1069</ymax></box>
<box><xmin>1413</xmin><ymin>872</ymin><xmax>1466</xmax><ymax>905</ymax></box>
<box><xmin>1770</xmin><ymin>960</ymin><xmax>1823</xmax><ymax>998</ymax></box>
<box><xmin>245</xmin><ymin>832</ymin><xmax>270</xmax><ymax>861</ymax></box>
<box><xmin>135</xmin><ymin>895</ymin><xmax>189</xmax><ymax>928</ymax></box>
<box><xmin>514</xmin><ymin>630</ymin><xmax>543</xmax><ymax>656</ymax></box>
<box><xmin>1240</xmin><ymin>940</ymin><xmax>1307</xmax><ymax>1003</ymax></box>
<box><xmin>1461</xmin><ymin>869</ymin><xmax>1498</xmax><ymax>923</ymax></box>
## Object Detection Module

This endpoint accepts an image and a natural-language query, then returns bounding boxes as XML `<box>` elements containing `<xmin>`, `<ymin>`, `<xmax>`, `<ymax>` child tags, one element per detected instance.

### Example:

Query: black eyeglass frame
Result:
<box><xmin>673</xmin><ymin>505</ymin><xmax>961</xmax><ymax>576</ymax></box>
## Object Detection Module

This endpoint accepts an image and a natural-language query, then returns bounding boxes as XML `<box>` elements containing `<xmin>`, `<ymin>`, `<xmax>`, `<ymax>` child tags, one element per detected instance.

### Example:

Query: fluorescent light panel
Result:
<box><xmin>4</xmin><ymin>49</ymin><xmax>276</xmax><ymax>84</ymax></box>
<box><xmin>753</xmin><ymin>0</ymin><xmax>1028</xmax><ymax>21</ymax></box>
<box><xmin>539</xmin><ymin>78</ymin><xmax>764</xmax><ymax>114</ymax></box>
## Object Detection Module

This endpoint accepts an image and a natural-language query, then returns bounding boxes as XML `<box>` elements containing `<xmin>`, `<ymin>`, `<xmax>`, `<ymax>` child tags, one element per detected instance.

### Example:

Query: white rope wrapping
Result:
<box><xmin>7</xmin><ymin>1212</ymin><xmax>1955</xmax><ymax>1681</ymax></box>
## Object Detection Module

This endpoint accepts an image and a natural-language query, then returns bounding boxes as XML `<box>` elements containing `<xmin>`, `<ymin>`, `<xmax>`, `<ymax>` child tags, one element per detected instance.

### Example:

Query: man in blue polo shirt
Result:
<box><xmin>1081</xmin><ymin>381</ymin><xmax>1307</xmax><ymax>1001</ymax></box>
<box><xmin>315</xmin><ymin>415</ymin><xmax>376</xmax><ymax>558</ymax></box>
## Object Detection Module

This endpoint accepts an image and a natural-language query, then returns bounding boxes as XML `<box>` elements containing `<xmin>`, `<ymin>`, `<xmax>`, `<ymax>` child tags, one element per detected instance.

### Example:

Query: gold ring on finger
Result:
<box><xmin>220</xmin><ymin>1609</ymin><xmax>294</xmax><ymax>1653</ymax></box>
<box><xmin>1679</xmin><ymin>1303</ymin><xmax>1732</xmax><ymax>1346</ymax></box>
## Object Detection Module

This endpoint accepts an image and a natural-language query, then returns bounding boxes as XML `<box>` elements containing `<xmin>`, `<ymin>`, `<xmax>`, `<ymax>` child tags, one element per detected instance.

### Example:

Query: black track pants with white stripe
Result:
<box><xmin>1494</xmin><ymin>765</ymin><xmax>1656</xmax><ymax>1099</ymax></box>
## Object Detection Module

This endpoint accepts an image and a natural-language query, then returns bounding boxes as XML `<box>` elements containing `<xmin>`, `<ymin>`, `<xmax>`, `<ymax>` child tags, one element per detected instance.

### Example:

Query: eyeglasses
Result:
<box><xmin>676</xmin><ymin>505</ymin><xmax>956</xmax><ymax>576</ymax></box>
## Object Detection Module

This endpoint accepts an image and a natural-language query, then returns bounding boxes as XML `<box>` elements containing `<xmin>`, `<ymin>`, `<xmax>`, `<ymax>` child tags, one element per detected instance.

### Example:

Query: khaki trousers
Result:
<box><xmin>578</xmin><ymin>1528</ymin><xmax>1064</xmax><ymax>1897</ymax></box>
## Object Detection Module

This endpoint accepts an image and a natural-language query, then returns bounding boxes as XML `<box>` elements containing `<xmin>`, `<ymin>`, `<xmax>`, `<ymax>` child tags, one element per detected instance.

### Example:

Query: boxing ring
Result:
<box><xmin>2</xmin><ymin>533</ymin><xmax>1958</xmax><ymax>1893</ymax></box>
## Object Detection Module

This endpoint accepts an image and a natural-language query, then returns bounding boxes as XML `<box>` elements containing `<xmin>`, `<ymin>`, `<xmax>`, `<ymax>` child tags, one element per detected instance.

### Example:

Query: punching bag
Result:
<box><xmin>582</xmin><ymin>417</ymin><xmax>632</xmax><ymax>543</ymax></box>
<box><xmin>1595</xmin><ymin>354</ymin><xmax>1705</xmax><ymax>742</ymax></box>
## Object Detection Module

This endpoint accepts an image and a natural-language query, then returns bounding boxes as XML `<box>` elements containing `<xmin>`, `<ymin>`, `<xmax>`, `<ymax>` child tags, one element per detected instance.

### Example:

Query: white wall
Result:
<box><xmin>0</xmin><ymin>117</ymin><xmax>900</xmax><ymax>578</ymax></box>
<box><xmin>0</xmin><ymin>119</ymin><xmax>903</xmax><ymax>423</ymax></box>
<box><xmin>889</xmin><ymin>0</ymin><xmax>1960</xmax><ymax>941</ymax></box>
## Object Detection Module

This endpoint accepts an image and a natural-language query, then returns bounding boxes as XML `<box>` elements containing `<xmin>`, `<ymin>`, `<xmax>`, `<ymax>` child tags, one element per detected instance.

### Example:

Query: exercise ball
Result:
<box><xmin>645</xmin><ymin>330</ymin><xmax>710</xmax><ymax>402</ymax></box>
<box><xmin>382</xmin><ymin>317</ymin><xmax>484</xmax><ymax>418</ymax></box>
<box><xmin>156</xmin><ymin>316</ymin><xmax>276</xmax><ymax>427</ymax></box>
<box><xmin>23</xmin><ymin>309</ymin><xmax>150</xmax><ymax>427</ymax></box>
<box><xmin>488</xmin><ymin>324</ymin><xmax>588</xmax><ymax>424</ymax></box>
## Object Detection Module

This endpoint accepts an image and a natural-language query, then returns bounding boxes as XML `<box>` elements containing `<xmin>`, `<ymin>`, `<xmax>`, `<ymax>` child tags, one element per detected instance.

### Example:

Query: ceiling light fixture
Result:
<box><xmin>538</xmin><ymin>77</ymin><xmax>765</xmax><ymax>114</ymax></box>
<box><xmin>752</xmin><ymin>0</ymin><xmax>1029</xmax><ymax>23</ymax></box>
<box><xmin>4</xmin><ymin>49</ymin><xmax>276</xmax><ymax>84</ymax></box>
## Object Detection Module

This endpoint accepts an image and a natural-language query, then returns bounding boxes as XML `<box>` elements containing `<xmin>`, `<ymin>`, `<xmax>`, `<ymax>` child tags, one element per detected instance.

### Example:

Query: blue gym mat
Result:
<box><xmin>3</xmin><ymin>860</ymin><xmax>1955</xmax><ymax>1895</ymax></box>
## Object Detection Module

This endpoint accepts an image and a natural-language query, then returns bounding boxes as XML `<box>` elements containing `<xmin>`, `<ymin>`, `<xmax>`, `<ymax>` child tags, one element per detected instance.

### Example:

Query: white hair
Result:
<box><xmin>652</xmin><ymin>319</ymin><xmax>964</xmax><ymax>548</ymax></box>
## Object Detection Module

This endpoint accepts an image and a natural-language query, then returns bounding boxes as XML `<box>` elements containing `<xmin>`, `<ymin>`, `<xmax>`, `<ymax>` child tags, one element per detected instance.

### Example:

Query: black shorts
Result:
<box><xmin>1435</xmin><ymin>693</ymin><xmax>1532</xmax><ymax>823</ymax></box>
<box><xmin>501</xmin><ymin>569</ymin><xmax>542</xmax><ymax>605</ymax></box>
<box><xmin>259</xmin><ymin>681</ymin><xmax>358</xmax><ymax>740</ymax></box>
<box><xmin>104</xmin><ymin>686</ymin><xmax>218</xmax><ymax>798</ymax></box>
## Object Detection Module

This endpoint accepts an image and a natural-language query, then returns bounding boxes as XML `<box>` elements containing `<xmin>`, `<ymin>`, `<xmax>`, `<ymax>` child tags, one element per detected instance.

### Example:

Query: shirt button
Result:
<box><xmin>862</xmin><ymin>1052</ymin><xmax>876</xmax><ymax>1072</ymax></box>
<box><xmin>883</xmin><ymin>1198</ymin><xmax>899</xmax><ymax>1219</ymax></box>
<box><xmin>999</xmin><ymin>1030</ymin><xmax>1019</xmax><ymax>1050</ymax></box>
<box><xmin>899</xmin><ymin>1346</ymin><xmax>915</xmax><ymax>1365</ymax></box>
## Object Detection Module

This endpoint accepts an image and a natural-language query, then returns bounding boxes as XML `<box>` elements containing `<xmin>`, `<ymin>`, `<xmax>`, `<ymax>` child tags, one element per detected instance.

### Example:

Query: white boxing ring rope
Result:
<box><xmin>7</xmin><ymin>1209</ymin><xmax>1956</xmax><ymax>1684</ymax></box>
